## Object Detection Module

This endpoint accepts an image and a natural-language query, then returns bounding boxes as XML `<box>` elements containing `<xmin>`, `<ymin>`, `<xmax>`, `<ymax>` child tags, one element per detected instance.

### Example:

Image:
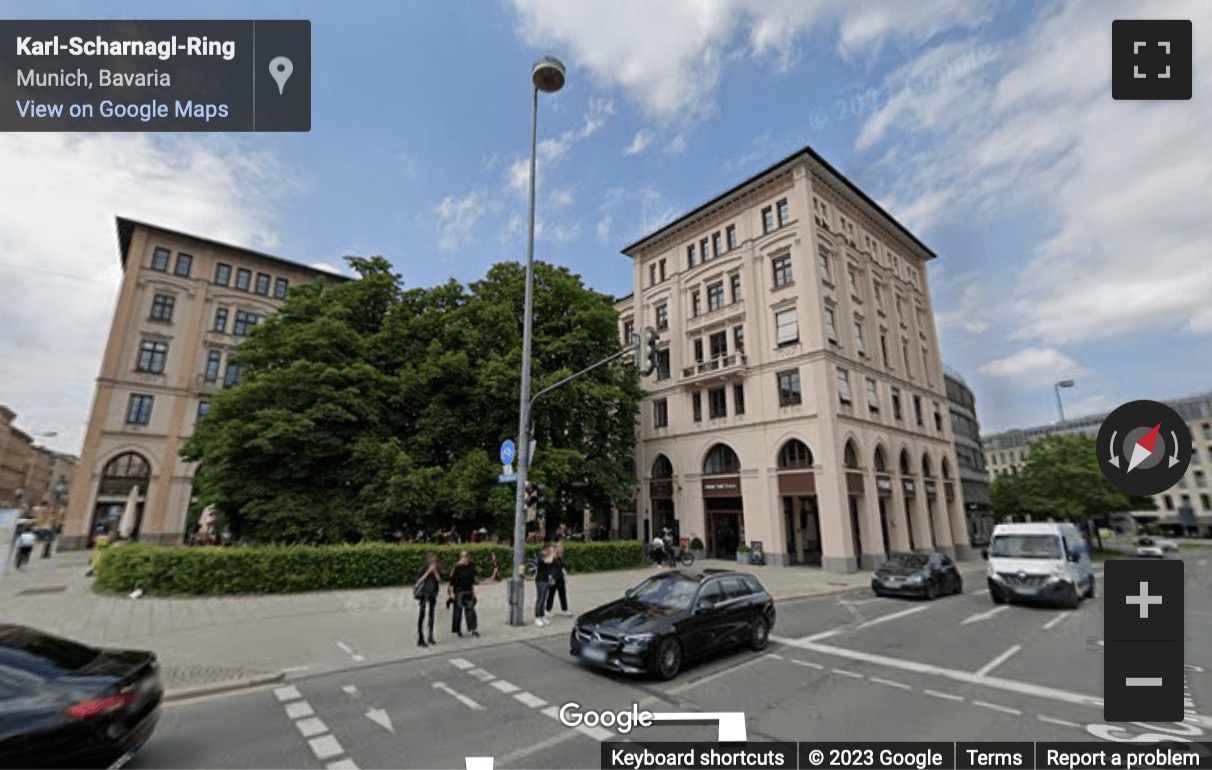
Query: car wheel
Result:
<box><xmin>1063</xmin><ymin>583</ymin><xmax>1081</xmax><ymax>610</ymax></box>
<box><xmin>990</xmin><ymin>586</ymin><xmax>1006</xmax><ymax>604</ymax></box>
<box><xmin>953</xmin><ymin>577</ymin><xmax>964</xmax><ymax>595</ymax></box>
<box><xmin>924</xmin><ymin>581</ymin><xmax>938</xmax><ymax>600</ymax></box>
<box><xmin>1084</xmin><ymin>577</ymin><xmax>1096</xmax><ymax>599</ymax></box>
<box><xmin>872</xmin><ymin>587</ymin><xmax>884</xmax><ymax>597</ymax></box>
<box><xmin>653</xmin><ymin>637</ymin><xmax>683</xmax><ymax>680</ymax></box>
<box><xmin>748</xmin><ymin>617</ymin><xmax>770</xmax><ymax>651</ymax></box>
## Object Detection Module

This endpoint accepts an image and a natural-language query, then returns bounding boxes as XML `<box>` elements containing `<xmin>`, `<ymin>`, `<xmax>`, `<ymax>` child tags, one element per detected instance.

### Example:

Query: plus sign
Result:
<box><xmin>1126</xmin><ymin>581</ymin><xmax>1163</xmax><ymax>619</ymax></box>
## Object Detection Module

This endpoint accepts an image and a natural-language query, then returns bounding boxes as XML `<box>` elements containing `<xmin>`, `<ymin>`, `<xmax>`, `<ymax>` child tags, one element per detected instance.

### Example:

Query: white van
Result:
<box><xmin>983</xmin><ymin>522</ymin><xmax>1095</xmax><ymax>609</ymax></box>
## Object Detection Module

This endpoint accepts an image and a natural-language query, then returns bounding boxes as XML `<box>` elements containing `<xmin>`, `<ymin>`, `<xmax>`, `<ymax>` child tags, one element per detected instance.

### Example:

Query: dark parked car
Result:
<box><xmin>0</xmin><ymin>624</ymin><xmax>162</xmax><ymax>769</ymax></box>
<box><xmin>570</xmin><ymin>569</ymin><xmax>775</xmax><ymax>680</ymax></box>
<box><xmin>871</xmin><ymin>553</ymin><xmax>963</xmax><ymax>599</ymax></box>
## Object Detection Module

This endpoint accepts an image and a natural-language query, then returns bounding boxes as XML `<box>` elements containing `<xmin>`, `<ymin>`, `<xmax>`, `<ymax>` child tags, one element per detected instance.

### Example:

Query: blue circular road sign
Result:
<box><xmin>500</xmin><ymin>440</ymin><xmax>516</xmax><ymax>465</ymax></box>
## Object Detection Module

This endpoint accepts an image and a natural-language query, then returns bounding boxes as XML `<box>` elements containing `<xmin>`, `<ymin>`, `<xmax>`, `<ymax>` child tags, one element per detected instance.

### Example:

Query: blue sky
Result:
<box><xmin>2</xmin><ymin>0</ymin><xmax>1211</xmax><ymax>457</ymax></box>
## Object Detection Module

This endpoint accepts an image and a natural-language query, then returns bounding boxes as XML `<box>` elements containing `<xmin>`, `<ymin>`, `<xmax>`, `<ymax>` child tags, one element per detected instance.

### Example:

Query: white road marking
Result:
<box><xmin>976</xmin><ymin>645</ymin><xmax>1022</xmax><ymax>677</ymax></box>
<box><xmin>366</xmin><ymin>707</ymin><xmax>394</xmax><ymax>733</ymax></box>
<box><xmin>514</xmin><ymin>691</ymin><xmax>547</xmax><ymax>708</ymax></box>
<box><xmin>284</xmin><ymin>701</ymin><xmax>314</xmax><ymax>719</ymax></box>
<box><xmin>295</xmin><ymin>717</ymin><xmax>328</xmax><ymax>738</ymax></box>
<box><xmin>842</xmin><ymin>597</ymin><xmax>882</xmax><ymax>606</ymax></box>
<box><xmin>282</xmin><ymin>666</ymin><xmax>312</xmax><ymax>673</ymax></box>
<box><xmin>961</xmin><ymin>606</ymin><xmax>1008</xmax><ymax>625</ymax></box>
<box><xmin>870</xmin><ymin>677</ymin><xmax>912</xmax><ymax>690</ymax></box>
<box><xmin>491</xmin><ymin>680</ymin><xmax>520</xmax><ymax>694</ymax></box>
<box><xmin>468</xmin><ymin>667</ymin><xmax>496</xmax><ymax>682</ymax></box>
<box><xmin>308</xmin><ymin>735</ymin><xmax>345</xmax><ymax>761</ymax></box>
<box><xmin>667</xmin><ymin>648</ymin><xmax>774</xmax><ymax>694</ymax></box>
<box><xmin>975</xmin><ymin>589</ymin><xmax>990</xmax><ymax>596</ymax></box>
<box><xmin>833</xmin><ymin>668</ymin><xmax>864</xmax><ymax>678</ymax></box>
<box><xmin>925</xmin><ymin>689</ymin><xmax>964</xmax><ymax>701</ymax></box>
<box><xmin>274</xmin><ymin>685</ymin><xmax>303</xmax><ymax>702</ymax></box>
<box><xmin>766</xmin><ymin>653</ymin><xmax>785</xmax><ymax>660</ymax></box>
<box><xmin>352</xmin><ymin>655</ymin><xmax>365</xmax><ymax>663</ymax></box>
<box><xmin>793</xmin><ymin>660</ymin><xmax>824</xmax><ymax>670</ymax></box>
<box><xmin>1043</xmin><ymin>613</ymin><xmax>1069</xmax><ymax>630</ymax></box>
<box><xmin>1038</xmin><ymin>714</ymin><xmax>1080</xmax><ymax>728</ymax></box>
<box><xmin>1198</xmin><ymin>559</ymin><xmax>1208</xmax><ymax>566</ymax></box>
<box><xmin>327</xmin><ymin>760</ymin><xmax>359</xmax><ymax>770</ymax></box>
<box><xmin>450</xmin><ymin>658</ymin><xmax>475</xmax><ymax>670</ymax></box>
<box><xmin>432</xmin><ymin>681</ymin><xmax>485</xmax><ymax>710</ymax></box>
<box><xmin>342</xmin><ymin>685</ymin><xmax>358</xmax><ymax>696</ymax></box>
<box><xmin>803</xmin><ymin>605</ymin><xmax>929</xmax><ymax>641</ymax></box>
<box><xmin>336</xmin><ymin>642</ymin><xmax>353</xmax><ymax>654</ymax></box>
<box><xmin>974</xmin><ymin>700</ymin><xmax>1022</xmax><ymax>715</ymax></box>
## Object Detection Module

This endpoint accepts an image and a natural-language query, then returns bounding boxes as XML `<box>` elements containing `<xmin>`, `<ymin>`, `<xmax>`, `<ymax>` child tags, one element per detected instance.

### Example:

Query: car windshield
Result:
<box><xmin>990</xmin><ymin>534</ymin><xmax>1062</xmax><ymax>559</ymax></box>
<box><xmin>629</xmin><ymin>576</ymin><xmax>699</xmax><ymax>610</ymax></box>
<box><xmin>883</xmin><ymin>554</ymin><xmax>929</xmax><ymax>570</ymax></box>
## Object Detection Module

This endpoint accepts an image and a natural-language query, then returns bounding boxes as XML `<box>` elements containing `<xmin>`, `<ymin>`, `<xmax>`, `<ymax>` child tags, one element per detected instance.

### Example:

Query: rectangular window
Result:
<box><xmin>687</xmin><ymin>244</ymin><xmax>697</xmax><ymax>269</ymax></box>
<box><xmin>197</xmin><ymin>401</ymin><xmax>210</xmax><ymax>420</ymax></box>
<box><xmin>214</xmin><ymin>263</ymin><xmax>232</xmax><ymax>286</ymax></box>
<box><xmin>762</xmin><ymin>207</ymin><xmax>774</xmax><ymax>234</ymax></box>
<box><xmin>775</xmin><ymin>309</ymin><xmax>799</xmax><ymax>345</ymax></box>
<box><xmin>692</xmin><ymin>391</ymin><xmax>702</xmax><ymax>422</ymax></box>
<box><xmin>778</xmin><ymin>370</ymin><xmax>802</xmax><ymax>406</ymax></box>
<box><xmin>848</xmin><ymin>269</ymin><xmax>860</xmax><ymax>298</ymax></box>
<box><xmin>1201</xmin><ymin>493</ymin><xmax>1212</xmax><ymax>510</ymax></box>
<box><xmin>891</xmin><ymin>387</ymin><xmax>902</xmax><ymax>420</ymax></box>
<box><xmin>656</xmin><ymin>304</ymin><xmax>668</xmax><ymax>330</ymax></box>
<box><xmin>653</xmin><ymin>399</ymin><xmax>669</xmax><ymax>429</ymax></box>
<box><xmin>694</xmin><ymin>338</ymin><xmax>704</xmax><ymax>363</ymax></box>
<box><xmin>150</xmin><ymin>294</ymin><xmax>174</xmax><ymax>321</ymax></box>
<box><xmin>659</xmin><ymin>259</ymin><xmax>667</xmax><ymax>282</ymax></box>
<box><xmin>772</xmin><ymin>255</ymin><xmax>792</xmax><ymax>286</ymax></box>
<box><xmin>223</xmin><ymin>362</ymin><xmax>245</xmax><ymax>388</ymax></box>
<box><xmin>866</xmin><ymin>378</ymin><xmax>879</xmax><ymax>413</ymax></box>
<box><xmin>934</xmin><ymin>403</ymin><xmax>943</xmax><ymax>432</ymax></box>
<box><xmin>734</xmin><ymin>384</ymin><xmax>745</xmax><ymax>415</ymax></box>
<box><xmin>726</xmin><ymin>225</ymin><xmax>738</xmax><ymax>250</ymax></box>
<box><xmin>873</xmin><ymin>282</ymin><xmax>883</xmax><ymax>310</ymax></box>
<box><xmin>1203</xmin><ymin>423</ymin><xmax>1211</xmax><ymax>441</ymax></box>
<box><xmin>623</xmin><ymin>320</ymin><xmax>634</xmax><ymax>346</ymax></box>
<box><xmin>274</xmin><ymin>278</ymin><xmax>289</xmax><ymax>300</ymax></box>
<box><xmin>733</xmin><ymin>326</ymin><xmax>744</xmax><ymax>353</ymax></box>
<box><xmin>709</xmin><ymin>331</ymin><xmax>727</xmax><ymax>359</ymax></box>
<box><xmin>649</xmin><ymin>265</ymin><xmax>657</xmax><ymax>286</ymax></box>
<box><xmin>896</xmin><ymin>295</ymin><xmax>905</xmax><ymax>323</ymax></box>
<box><xmin>236</xmin><ymin>268</ymin><xmax>252</xmax><ymax>291</ymax></box>
<box><xmin>777</xmin><ymin>198</ymin><xmax>790</xmax><ymax>226</ymax></box>
<box><xmin>824</xmin><ymin>309</ymin><xmax>838</xmax><ymax>342</ymax></box>
<box><xmin>817</xmin><ymin>251</ymin><xmax>832</xmax><ymax>282</ymax></box>
<box><xmin>854</xmin><ymin>321</ymin><xmax>865</xmax><ymax>355</ymax></box>
<box><xmin>712</xmin><ymin>232</ymin><xmax>722</xmax><ymax>257</ymax></box>
<box><xmin>913</xmin><ymin>395</ymin><xmax>924</xmax><ymax>426</ymax></box>
<box><xmin>656</xmin><ymin>349</ymin><xmax>671</xmax><ymax>380</ymax></box>
<box><xmin>880</xmin><ymin>333</ymin><xmax>891</xmax><ymax>368</ymax></box>
<box><xmin>709</xmin><ymin>387</ymin><xmax>727</xmax><ymax>418</ymax></box>
<box><xmin>1196</xmin><ymin>471</ymin><xmax>1207</xmax><ymax>489</ymax></box>
<box><xmin>701</xmin><ymin>238</ymin><xmax>710</xmax><ymax>262</ymax></box>
<box><xmin>213</xmin><ymin>307</ymin><xmax>228</xmax><ymax>333</ymax></box>
<box><xmin>174</xmin><ymin>253</ymin><xmax>193</xmax><ymax>277</ymax></box>
<box><xmin>730</xmin><ymin>273</ymin><xmax>741</xmax><ymax>302</ymax></box>
<box><xmin>204</xmin><ymin>350</ymin><xmax>221</xmax><ymax>382</ymax></box>
<box><xmin>137</xmin><ymin>340</ymin><xmax>168</xmax><ymax>374</ymax></box>
<box><xmin>903</xmin><ymin>342</ymin><xmax>913</xmax><ymax>376</ymax></box>
<box><xmin>150</xmin><ymin>247</ymin><xmax>170</xmax><ymax>271</ymax></box>
<box><xmin>125</xmin><ymin>394</ymin><xmax>154</xmax><ymax>425</ymax></box>
<box><xmin>234</xmin><ymin>310</ymin><xmax>259</xmax><ymax>337</ymax></box>
<box><xmin>922</xmin><ymin>346</ymin><xmax>932</xmax><ymax>383</ymax></box>
<box><xmin>707</xmin><ymin>282</ymin><xmax>725</xmax><ymax>311</ymax></box>
<box><xmin>837</xmin><ymin>368</ymin><xmax>852</xmax><ymax>404</ymax></box>
<box><xmin>692</xmin><ymin>291</ymin><xmax>701</xmax><ymax>317</ymax></box>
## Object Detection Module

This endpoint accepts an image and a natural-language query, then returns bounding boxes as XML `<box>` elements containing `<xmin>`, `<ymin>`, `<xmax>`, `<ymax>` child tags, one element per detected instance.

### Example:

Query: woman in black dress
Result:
<box><xmin>416</xmin><ymin>553</ymin><xmax>441</xmax><ymax>647</ymax></box>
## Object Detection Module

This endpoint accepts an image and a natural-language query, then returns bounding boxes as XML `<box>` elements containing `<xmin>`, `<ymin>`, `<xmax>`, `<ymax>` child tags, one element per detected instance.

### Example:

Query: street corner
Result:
<box><xmin>160</xmin><ymin>663</ymin><xmax>285</xmax><ymax>702</ymax></box>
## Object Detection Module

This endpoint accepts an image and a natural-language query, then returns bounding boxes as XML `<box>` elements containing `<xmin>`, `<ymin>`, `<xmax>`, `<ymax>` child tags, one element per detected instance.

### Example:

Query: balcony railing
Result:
<box><xmin>682</xmin><ymin>353</ymin><xmax>748</xmax><ymax>384</ymax></box>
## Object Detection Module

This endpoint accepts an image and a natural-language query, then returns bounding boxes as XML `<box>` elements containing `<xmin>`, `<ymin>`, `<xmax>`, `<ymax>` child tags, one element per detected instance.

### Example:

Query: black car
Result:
<box><xmin>0</xmin><ymin>624</ymin><xmax>162</xmax><ymax>769</ymax></box>
<box><xmin>570</xmin><ymin>569</ymin><xmax>775</xmax><ymax>680</ymax></box>
<box><xmin>871</xmin><ymin>553</ymin><xmax>963</xmax><ymax>599</ymax></box>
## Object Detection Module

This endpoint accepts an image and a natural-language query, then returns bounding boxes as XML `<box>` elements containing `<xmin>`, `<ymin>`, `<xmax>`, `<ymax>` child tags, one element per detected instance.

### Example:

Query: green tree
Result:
<box><xmin>182</xmin><ymin>257</ymin><xmax>643</xmax><ymax>545</ymax></box>
<box><xmin>989</xmin><ymin>434</ymin><xmax>1155</xmax><ymax>548</ymax></box>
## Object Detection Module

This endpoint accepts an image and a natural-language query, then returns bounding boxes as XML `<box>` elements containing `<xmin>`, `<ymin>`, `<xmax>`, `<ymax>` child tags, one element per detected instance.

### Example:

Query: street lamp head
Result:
<box><xmin>532</xmin><ymin>56</ymin><xmax>566</xmax><ymax>93</ymax></box>
<box><xmin>1056</xmin><ymin>380</ymin><xmax>1075</xmax><ymax>388</ymax></box>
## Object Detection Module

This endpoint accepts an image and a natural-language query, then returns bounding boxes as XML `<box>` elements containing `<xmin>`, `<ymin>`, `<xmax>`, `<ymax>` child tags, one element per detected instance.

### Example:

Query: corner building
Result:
<box><xmin>60</xmin><ymin>218</ymin><xmax>346</xmax><ymax>549</ymax></box>
<box><xmin>614</xmin><ymin>146</ymin><xmax>970</xmax><ymax>571</ymax></box>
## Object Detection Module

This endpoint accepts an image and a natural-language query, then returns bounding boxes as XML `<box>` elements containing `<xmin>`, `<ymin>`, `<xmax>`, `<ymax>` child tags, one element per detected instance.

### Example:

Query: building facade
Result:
<box><xmin>982</xmin><ymin>391</ymin><xmax>1212</xmax><ymax>536</ymax></box>
<box><xmin>60</xmin><ymin>218</ymin><xmax>346</xmax><ymax>549</ymax></box>
<box><xmin>0</xmin><ymin>405</ymin><xmax>76</xmax><ymax>519</ymax></box>
<box><xmin>615</xmin><ymin>146</ymin><xmax>970</xmax><ymax>572</ymax></box>
<box><xmin>943</xmin><ymin>369</ymin><xmax>993</xmax><ymax>545</ymax></box>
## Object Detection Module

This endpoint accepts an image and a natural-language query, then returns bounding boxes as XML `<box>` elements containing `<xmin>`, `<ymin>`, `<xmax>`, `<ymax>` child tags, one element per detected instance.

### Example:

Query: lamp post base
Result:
<box><xmin>508</xmin><ymin>576</ymin><xmax>526</xmax><ymax>626</ymax></box>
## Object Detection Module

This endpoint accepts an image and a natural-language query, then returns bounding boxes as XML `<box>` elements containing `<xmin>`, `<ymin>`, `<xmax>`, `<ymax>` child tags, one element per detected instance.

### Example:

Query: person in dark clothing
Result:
<box><xmin>415</xmin><ymin>553</ymin><xmax>441</xmax><ymax>647</ymax></box>
<box><xmin>448</xmin><ymin>550</ymin><xmax>479</xmax><ymax>637</ymax></box>
<box><xmin>533</xmin><ymin>544</ymin><xmax>554</xmax><ymax>626</ymax></box>
<box><xmin>545</xmin><ymin>541</ymin><xmax>570</xmax><ymax>616</ymax></box>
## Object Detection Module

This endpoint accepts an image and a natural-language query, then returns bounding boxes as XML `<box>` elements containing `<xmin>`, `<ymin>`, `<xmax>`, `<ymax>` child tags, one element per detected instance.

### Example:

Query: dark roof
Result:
<box><xmin>115</xmin><ymin>216</ymin><xmax>351</xmax><ymax>279</ymax></box>
<box><xmin>614</xmin><ymin>292</ymin><xmax>634</xmax><ymax>304</ymax></box>
<box><xmin>620</xmin><ymin>143</ymin><xmax>936</xmax><ymax>260</ymax></box>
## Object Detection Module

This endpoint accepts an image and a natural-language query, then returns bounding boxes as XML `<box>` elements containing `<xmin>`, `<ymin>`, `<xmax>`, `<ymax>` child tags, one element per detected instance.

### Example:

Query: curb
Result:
<box><xmin>162</xmin><ymin>671</ymin><xmax>286</xmax><ymax>703</ymax></box>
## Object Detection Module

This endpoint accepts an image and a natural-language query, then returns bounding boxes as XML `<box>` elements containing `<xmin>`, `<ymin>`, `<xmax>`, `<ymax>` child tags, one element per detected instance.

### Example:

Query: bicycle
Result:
<box><xmin>644</xmin><ymin>544</ymin><xmax>695</xmax><ymax>568</ymax></box>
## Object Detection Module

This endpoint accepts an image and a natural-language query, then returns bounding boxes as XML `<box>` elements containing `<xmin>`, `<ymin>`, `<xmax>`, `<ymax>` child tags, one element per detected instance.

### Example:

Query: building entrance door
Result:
<box><xmin>705</xmin><ymin>500</ymin><xmax>742</xmax><ymax>560</ymax></box>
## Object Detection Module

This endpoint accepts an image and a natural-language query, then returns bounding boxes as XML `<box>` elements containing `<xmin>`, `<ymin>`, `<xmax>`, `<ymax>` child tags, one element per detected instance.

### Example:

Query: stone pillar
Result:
<box><xmin>820</xmin><ymin>463</ymin><xmax>858</xmax><ymax>573</ymax></box>
<box><xmin>862</xmin><ymin>468</ymin><xmax>887</xmax><ymax>569</ymax></box>
<box><xmin>887</xmin><ymin>476</ymin><xmax>911</xmax><ymax>554</ymax></box>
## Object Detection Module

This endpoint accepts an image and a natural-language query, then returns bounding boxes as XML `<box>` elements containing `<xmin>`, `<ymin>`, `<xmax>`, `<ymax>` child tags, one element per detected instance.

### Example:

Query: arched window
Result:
<box><xmin>99</xmin><ymin>452</ymin><xmax>151</xmax><ymax>496</ymax></box>
<box><xmin>843</xmin><ymin>440</ymin><xmax>859</xmax><ymax>469</ymax></box>
<box><xmin>874</xmin><ymin>446</ymin><xmax>888</xmax><ymax>472</ymax></box>
<box><xmin>941</xmin><ymin>457</ymin><xmax>952</xmax><ymax>480</ymax></box>
<box><xmin>921</xmin><ymin>453</ymin><xmax>933</xmax><ymax>478</ymax></box>
<box><xmin>899</xmin><ymin>450</ymin><xmax>912</xmax><ymax>476</ymax></box>
<box><xmin>652</xmin><ymin>455</ymin><xmax>674</xmax><ymax>479</ymax></box>
<box><xmin>778</xmin><ymin>439</ymin><xmax>813</xmax><ymax>469</ymax></box>
<box><xmin>703</xmin><ymin>444</ymin><xmax>741</xmax><ymax>475</ymax></box>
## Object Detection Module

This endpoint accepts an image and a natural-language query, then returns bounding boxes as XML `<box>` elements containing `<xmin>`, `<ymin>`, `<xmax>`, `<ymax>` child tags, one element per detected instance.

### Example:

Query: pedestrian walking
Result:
<box><xmin>415</xmin><ymin>553</ymin><xmax>441</xmax><ymax>647</ymax></box>
<box><xmin>545</xmin><ymin>541</ymin><xmax>571</xmax><ymax>617</ymax></box>
<box><xmin>448</xmin><ymin>550</ymin><xmax>480</xmax><ymax>638</ymax></box>
<box><xmin>488</xmin><ymin>552</ymin><xmax>500</xmax><ymax>581</ymax></box>
<box><xmin>534</xmin><ymin>544</ymin><xmax>555</xmax><ymax>626</ymax></box>
<box><xmin>13</xmin><ymin>529</ymin><xmax>36</xmax><ymax>570</ymax></box>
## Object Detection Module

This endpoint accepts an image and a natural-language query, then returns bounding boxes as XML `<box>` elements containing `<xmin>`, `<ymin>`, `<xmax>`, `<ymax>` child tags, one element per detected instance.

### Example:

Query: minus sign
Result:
<box><xmin>1126</xmin><ymin>678</ymin><xmax>1164</xmax><ymax>686</ymax></box>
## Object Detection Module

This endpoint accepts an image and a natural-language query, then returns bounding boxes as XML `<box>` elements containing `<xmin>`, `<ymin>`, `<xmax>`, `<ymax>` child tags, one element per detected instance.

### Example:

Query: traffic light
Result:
<box><xmin>642</xmin><ymin>327</ymin><xmax>660</xmax><ymax>377</ymax></box>
<box><xmin>631</xmin><ymin>330</ymin><xmax>642</xmax><ymax>370</ymax></box>
<box><xmin>525</xmin><ymin>482</ymin><xmax>546</xmax><ymax>520</ymax></box>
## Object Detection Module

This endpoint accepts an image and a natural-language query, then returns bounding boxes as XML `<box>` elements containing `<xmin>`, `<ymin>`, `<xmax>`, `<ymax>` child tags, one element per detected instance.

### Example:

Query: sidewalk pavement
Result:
<box><xmin>1</xmin><ymin>549</ymin><xmax>987</xmax><ymax>701</ymax></box>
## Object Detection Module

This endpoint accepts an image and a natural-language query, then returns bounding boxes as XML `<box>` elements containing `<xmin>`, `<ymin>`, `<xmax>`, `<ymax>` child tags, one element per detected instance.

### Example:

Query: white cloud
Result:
<box><xmin>0</xmin><ymin>133</ymin><xmax>292</xmax><ymax>457</ymax></box>
<box><xmin>935</xmin><ymin>279</ymin><xmax>992</xmax><ymax>335</ymax></box>
<box><xmin>434</xmin><ymin>190</ymin><xmax>487</xmax><ymax>251</ymax></box>
<box><xmin>624</xmin><ymin>129</ymin><xmax>653</xmax><ymax>156</ymax></box>
<box><xmin>309</xmin><ymin>261</ymin><xmax>347</xmax><ymax>276</ymax></box>
<box><xmin>978</xmin><ymin>347</ymin><xmax>1087</xmax><ymax>387</ymax></box>
<box><xmin>596</xmin><ymin>215</ymin><xmax>613</xmax><ymax>241</ymax></box>
<box><xmin>637</xmin><ymin>187</ymin><xmax>678</xmax><ymax>237</ymax></box>
<box><xmin>505</xmin><ymin>98</ymin><xmax>614</xmax><ymax>196</ymax></box>
<box><xmin>550</xmin><ymin>188</ymin><xmax>575</xmax><ymax>207</ymax></box>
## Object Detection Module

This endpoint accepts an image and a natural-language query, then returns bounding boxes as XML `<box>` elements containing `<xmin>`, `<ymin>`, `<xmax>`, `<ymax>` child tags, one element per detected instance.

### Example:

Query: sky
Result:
<box><xmin>2</xmin><ymin>0</ymin><xmax>1211</xmax><ymax>458</ymax></box>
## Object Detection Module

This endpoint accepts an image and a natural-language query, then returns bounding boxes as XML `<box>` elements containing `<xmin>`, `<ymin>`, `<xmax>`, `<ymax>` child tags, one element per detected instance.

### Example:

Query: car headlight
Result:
<box><xmin>906</xmin><ymin>574</ymin><xmax>924</xmax><ymax>583</ymax></box>
<box><xmin>622</xmin><ymin>633</ymin><xmax>654</xmax><ymax>651</ymax></box>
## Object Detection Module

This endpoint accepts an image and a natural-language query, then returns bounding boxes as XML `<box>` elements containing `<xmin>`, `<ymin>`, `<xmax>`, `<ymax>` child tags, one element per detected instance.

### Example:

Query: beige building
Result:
<box><xmin>60</xmin><ymin>218</ymin><xmax>346</xmax><ymax>549</ymax></box>
<box><xmin>614</xmin><ymin>145</ymin><xmax>969</xmax><ymax>571</ymax></box>
<box><xmin>0</xmin><ymin>405</ymin><xmax>76</xmax><ymax>518</ymax></box>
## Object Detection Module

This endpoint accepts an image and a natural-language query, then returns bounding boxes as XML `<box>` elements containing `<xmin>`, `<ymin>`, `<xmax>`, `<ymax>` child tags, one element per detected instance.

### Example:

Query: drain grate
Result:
<box><xmin>16</xmin><ymin>586</ymin><xmax>68</xmax><ymax>595</ymax></box>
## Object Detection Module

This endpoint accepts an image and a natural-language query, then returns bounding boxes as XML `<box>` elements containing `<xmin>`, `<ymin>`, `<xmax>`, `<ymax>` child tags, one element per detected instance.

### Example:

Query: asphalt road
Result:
<box><xmin>129</xmin><ymin>552</ymin><xmax>1212</xmax><ymax>769</ymax></box>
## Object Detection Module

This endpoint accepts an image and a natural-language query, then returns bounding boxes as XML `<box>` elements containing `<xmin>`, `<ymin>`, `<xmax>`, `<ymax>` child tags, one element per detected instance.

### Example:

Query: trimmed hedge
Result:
<box><xmin>93</xmin><ymin>540</ymin><xmax>646</xmax><ymax>596</ymax></box>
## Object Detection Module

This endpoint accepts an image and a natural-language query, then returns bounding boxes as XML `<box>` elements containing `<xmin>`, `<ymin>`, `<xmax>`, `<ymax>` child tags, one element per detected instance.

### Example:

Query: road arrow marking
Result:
<box><xmin>648</xmin><ymin>711</ymin><xmax>747</xmax><ymax>742</ymax></box>
<box><xmin>465</xmin><ymin>759</ymin><xmax>494</xmax><ymax>770</ymax></box>
<box><xmin>433</xmin><ymin>681</ymin><xmax>484</xmax><ymax>710</ymax></box>
<box><xmin>961</xmin><ymin>606</ymin><xmax>1008</xmax><ymax>625</ymax></box>
<box><xmin>342</xmin><ymin>685</ymin><xmax>358</xmax><ymax>696</ymax></box>
<box><xmin>365</xmin><ymin>707</ymin><xmax>394</xmax><ymax>733</ymax></box>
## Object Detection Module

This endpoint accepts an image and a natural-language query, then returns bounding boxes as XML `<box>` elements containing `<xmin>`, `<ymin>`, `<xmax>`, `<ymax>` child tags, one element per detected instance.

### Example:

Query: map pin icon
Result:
<box><xmin>269</xmin><ymin>56</ymin><xmax>293</xmax><ymax>95</ymax></box>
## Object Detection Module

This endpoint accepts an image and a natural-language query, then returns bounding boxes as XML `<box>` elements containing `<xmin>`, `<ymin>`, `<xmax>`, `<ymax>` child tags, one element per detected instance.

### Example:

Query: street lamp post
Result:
<box><xmin>1054</xmin><ymin>380</ymin><xmax>1075</xmax><ymax>423</ymax></box>
<box><xmin>509</xmin><ymin>55</ymin><xmax>566</xmax><ymax>627</ymax></box>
